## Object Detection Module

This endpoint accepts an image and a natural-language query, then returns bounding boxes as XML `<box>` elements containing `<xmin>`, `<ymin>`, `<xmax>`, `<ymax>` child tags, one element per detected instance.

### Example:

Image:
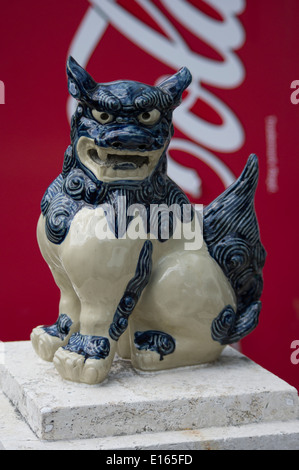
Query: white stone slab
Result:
<box><xmin>0</xmin><ymin>341</ymin><xmax>298</xmax><ymax>443</ymax></box>
<box><xmin>1</xmin><ymin>392</ymin><xmax>299</xmax><ymax>450</ymax></box>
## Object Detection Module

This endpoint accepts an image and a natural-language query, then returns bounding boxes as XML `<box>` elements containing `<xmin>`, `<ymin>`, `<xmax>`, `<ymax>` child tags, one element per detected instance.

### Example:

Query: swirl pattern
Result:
<box><xmin>134</xmin><ymin>89</ymin><xmax>173</xmax><ymax>110</ymax></box>
<box><xmin>62</xmin><ymin>145</ymin><xmax>75</xmax><ymax>177</ymax></box>
<box><xmin>43</xmin><ymin>313</ymin><xmax>73</xmax><ymax>340</ymax></box>
<box><xmin>44</xmin><ymin>193</ymin><xmax>83</xmax><ymax>245</ymax></box>
<box><xmin>211</xmin><ymin>302</ymin><xmax>261</xmax><ymax>345</ymax></box>
<box><xmin>40</xmin><ymin>174</ymin><xmax>64</xmax><ymax>215</ymax></box>
<box><xmin>63</xmin><ymin>169</ymin><xmax>86</xmax><ymax>200</ymax></box>
<box><xmin>204</xmin><ymin>155</ymin><xmax>266</xmax><ymax>344</ymax></box>
<box><xmin>63</xmin><ymin>332</ymin><xmax>110</xmax><ymax>361</ymax></box>
<box><xmin>91</xmin><ymin>88</ymin><xmax>121</xmax><ymax>111</ymax></box>
<box><xmin>134</xmin><ymin>330</ymin><xmax>176</xmax><ymax>361</ymax></box>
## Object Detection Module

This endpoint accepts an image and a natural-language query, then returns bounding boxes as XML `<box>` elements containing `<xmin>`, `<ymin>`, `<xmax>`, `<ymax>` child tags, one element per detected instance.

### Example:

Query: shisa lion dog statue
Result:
<box><xmin>31</xmin><ymin>57</ymin><xmax>266</xmax><ymax>384</ymax></box>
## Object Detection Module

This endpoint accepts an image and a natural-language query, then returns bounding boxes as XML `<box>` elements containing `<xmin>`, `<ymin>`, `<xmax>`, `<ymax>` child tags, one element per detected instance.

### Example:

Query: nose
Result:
<box><xmin>102</xmin><ymin>129</ymin><xmax>154</xmax><ymax>151</ymax></box>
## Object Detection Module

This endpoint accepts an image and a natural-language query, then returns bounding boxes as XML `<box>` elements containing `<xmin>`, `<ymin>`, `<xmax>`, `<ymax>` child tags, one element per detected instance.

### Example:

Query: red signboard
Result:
<box><xmin>1</xmin><ymin>0</ymin><xmax>299</xmax><ymax>390</ymax></box>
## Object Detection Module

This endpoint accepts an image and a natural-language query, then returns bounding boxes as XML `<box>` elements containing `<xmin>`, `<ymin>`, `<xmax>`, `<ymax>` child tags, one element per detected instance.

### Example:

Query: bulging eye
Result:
<box><xmin>92</xmin><ymin>109</ymin><xmax>114</xmax><ymax>124</ymax></box>
<box><xmin>138</xmin><ymin>109</ymin><xmax>161</xmax><ymax>125</ymax></box>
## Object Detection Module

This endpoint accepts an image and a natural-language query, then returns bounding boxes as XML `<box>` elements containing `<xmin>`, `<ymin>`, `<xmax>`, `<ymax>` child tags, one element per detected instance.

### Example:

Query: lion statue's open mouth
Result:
<box><xmin>76</xmin><ymin>136</ymin><xmax>165</xmax><ymax>181</ymax></box>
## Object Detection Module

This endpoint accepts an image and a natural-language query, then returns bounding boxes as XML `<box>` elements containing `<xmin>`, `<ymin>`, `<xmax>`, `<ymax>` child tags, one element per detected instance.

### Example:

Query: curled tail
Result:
<box><xmin>203</xmin><ymin>154</ymin><xmax>266</xmax><ymax>344</ymax></box>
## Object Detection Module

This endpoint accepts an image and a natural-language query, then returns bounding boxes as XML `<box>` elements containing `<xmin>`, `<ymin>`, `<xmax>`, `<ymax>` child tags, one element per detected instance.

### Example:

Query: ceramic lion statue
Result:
<box><xmin>31</xmin><ymin>57</ymin><xmax>266</xmax><ymax>384</ymax></box>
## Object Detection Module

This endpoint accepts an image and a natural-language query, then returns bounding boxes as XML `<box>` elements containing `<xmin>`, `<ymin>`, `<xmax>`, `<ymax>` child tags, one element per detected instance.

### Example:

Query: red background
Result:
<box><xmin>1</xmin><ymin>1</ymin><xmax>299</xmax><ymax>390</ymax></box>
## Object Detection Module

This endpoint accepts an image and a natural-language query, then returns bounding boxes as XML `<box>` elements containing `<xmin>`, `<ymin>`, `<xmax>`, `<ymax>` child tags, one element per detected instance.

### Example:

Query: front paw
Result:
<box><xmin>53</xmin><ymin>333</ymin><xmax>114</xmax><ymax>384</ymax></box>
<box><xmin>31</xmin><ymin>326</ymin><xmax>63</xmax><ymax>361</ymax></box>
<box><xmin>31</xmin><ymin>314</ymin><xmax>75</xmax><ymax>362</ymax></box>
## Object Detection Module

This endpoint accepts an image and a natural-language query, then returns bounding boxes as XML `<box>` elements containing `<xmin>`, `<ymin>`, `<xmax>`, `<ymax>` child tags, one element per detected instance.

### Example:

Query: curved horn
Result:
<box><xmin>158</xmin><ymin>67</ymin><xmax>192</xmax><ymax>107</ymax></box>
<box><xmin>66</xmin><ymin>56</ymin><xmax>97</xmax><ymax>101</ymax></box>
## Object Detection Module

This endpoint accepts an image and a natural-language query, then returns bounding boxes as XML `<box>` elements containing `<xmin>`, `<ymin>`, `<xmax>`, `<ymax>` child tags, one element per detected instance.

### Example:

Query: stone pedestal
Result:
<box><xmin>0</xmin><ymin>341</ymin><xmax>299</xmax><ymax>450</ymax></box>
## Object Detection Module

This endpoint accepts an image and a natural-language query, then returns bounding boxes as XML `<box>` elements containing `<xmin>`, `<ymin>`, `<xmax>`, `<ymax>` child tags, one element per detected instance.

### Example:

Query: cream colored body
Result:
<box><xmin>32</xmin><ymin>206</ymin><xmax>236</xmax><ymax>383</ymax></box>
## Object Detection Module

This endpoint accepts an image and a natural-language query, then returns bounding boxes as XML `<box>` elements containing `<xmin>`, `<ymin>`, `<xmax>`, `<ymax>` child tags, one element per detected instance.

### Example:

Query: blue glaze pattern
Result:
<box><xmin>63</xmin><ymin>332</ymin><xmax>110</xmax><ymax>361</ymax></box>
<box><xmin>43</xmin><ymin>313</ymin><xmax>73</xmax><ymax>340</ymax></box>
<box><xmin>109</xmin><ymin>240</ymin><xmax>153</xmax><ymax>341</ymax></box>
<box><xmin>134</xmin><ymin>330</ymin><xmax>176</xmax><ymax>361</ymax></box>
<box><xmin>204</xmin><ymin>154</ymin><xmax>266</xmax><ymax>344</ymax></box>
<box><xmin>211</xmin><ymin>302</ymin><xmax>261</xmax><ymax>345</ymax></box>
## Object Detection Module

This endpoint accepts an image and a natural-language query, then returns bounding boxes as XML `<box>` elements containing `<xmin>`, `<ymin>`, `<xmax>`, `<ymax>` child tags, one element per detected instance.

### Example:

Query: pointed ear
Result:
<box><xmin>66</xmin><ymin>56</ymin><xmax>97</xmax><ymax>101</ymax></box>
<box><xmin>158</xmin><ymin>67</ymin><xmax>192</xmax><ymax>107</ymax></box>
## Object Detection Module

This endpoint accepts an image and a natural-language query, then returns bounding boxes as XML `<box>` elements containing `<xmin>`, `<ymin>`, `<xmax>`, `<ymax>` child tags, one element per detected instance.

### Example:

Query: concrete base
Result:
<box><xmin>1</xmin><ymin>341</ymin><xmax>299</xmax><ymax>450</ymax></box>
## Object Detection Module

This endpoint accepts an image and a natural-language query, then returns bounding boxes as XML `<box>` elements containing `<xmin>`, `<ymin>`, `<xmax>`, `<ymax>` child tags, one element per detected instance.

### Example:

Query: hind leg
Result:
<box><xmin>129</xmin><ymin>251</ymin><xmax>236</xmax><ymax>371</ymax></box>
<box><xmin>31</xmin><ymin>266</ymin><xmax>80</xmax><ymax>361</ymax></box>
